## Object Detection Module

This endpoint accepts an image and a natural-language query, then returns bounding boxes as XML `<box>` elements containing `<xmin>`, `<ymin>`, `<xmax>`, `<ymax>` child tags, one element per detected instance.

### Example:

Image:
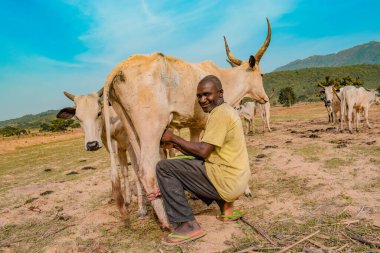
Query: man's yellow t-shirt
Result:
<box><xmin>201</xmin><ymin>103</ymin><xmax>250</xmax><ymax>202</ymax></box>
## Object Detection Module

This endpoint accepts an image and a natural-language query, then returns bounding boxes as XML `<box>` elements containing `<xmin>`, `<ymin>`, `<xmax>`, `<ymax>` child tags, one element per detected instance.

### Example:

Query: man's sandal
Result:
<box><xmin>161</xmin><ymin>231</ymin><xmax>207</xmax><ymax>246</ymax></box>
<box><xmin>216</xmin><ymin>209</ymin><xmax>244</xmax><ymax>222</ymax></box>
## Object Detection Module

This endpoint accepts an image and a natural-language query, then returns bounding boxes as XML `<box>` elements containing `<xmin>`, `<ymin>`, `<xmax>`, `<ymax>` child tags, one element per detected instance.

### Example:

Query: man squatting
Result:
<box><xmin>148</xmin><ymin>75</ymin><xmax>250</xmax><ymax>246</ymax></box>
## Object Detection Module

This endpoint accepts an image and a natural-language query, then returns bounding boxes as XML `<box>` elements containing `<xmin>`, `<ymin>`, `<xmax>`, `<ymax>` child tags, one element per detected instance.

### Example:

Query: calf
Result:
<box><xmin>57</xmin><ymin>89</ymin><xmax>147</xmax><ymax>219</ymax></box>
<box><xmin>236</xmin><ymin>101</ymin><xmax>271</xmax><ymax>134</ymax></box>
<box><xmin>236</xmin><ymin>102</ymin><xmax>256</xmax><ymax>134</ymax></box>
<box><xmin>318</xmin><ymin>84</ymin><xmax>342</xmax><ymax>124</ymax></box>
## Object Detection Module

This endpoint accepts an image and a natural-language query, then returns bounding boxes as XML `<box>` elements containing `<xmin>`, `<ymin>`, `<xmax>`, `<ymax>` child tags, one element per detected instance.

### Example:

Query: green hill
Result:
<box><xmin>0</xmin><ymin>110</ymin><xmax>60</xmax><ymax>129</ymax></box>
<box><xmin>274</xmin><ymin>41</ymin><xmax>380</xmax><ymax>71</ymax></box>
<box><xmin>265</xmin><ymin>64</ymin><xmax>380</xmax><ymax>103</ymax></box>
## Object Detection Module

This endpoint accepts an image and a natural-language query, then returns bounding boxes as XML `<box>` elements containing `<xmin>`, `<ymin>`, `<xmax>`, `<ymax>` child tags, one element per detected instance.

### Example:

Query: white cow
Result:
<box><xmin>103</xmin><ymin>19</ymin><xmax>272</xmax><ymax>228</ymax></box>
<box><xmin>256</xmin><ymin>101</ymin><xmax>272</xmax><ymax>132</ymax></box>
<box><xmin>236</xmin><ymin>102</ymin><xmax>256</xmax><ymax>134</ymax></box>
<box><xmin>236</xmin><ymin>100</ymin><xmax>272</xmax><ymax>134</ymax></box>
<box><xmin>339</xmin><ymin>85</ymin><xmax>380</xmax><ymax>133</ymax></box>
<box><xmin>57</xmin><ymin>90</ymin><xmax>147</xmax><ymax>219</ymax></box>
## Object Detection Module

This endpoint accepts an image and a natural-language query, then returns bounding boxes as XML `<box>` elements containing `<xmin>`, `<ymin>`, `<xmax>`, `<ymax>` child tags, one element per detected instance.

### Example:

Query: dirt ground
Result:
<box><xmin>0</xmin><ymin>102</ymin><xmax>379</xmax><ymax>253</ymax></box>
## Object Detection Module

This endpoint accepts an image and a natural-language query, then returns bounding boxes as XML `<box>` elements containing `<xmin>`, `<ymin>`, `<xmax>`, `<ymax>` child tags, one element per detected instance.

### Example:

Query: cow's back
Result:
<box><xmin>109</xmin><ymin>53</ymin><xmax>222</xmax><ymax>129</ymax></box>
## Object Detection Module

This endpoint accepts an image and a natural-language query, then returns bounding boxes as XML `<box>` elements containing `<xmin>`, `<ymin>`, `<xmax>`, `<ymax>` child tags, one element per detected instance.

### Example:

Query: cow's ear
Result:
<box><xmin>248</xmin><ymin>55</ymin><xmax>256</xmax><ymax>68</ymax></box>
<box><xmin>57</xmin><ymin>107</ymin><xmax>76</xmax><ymax>119</ymax></box>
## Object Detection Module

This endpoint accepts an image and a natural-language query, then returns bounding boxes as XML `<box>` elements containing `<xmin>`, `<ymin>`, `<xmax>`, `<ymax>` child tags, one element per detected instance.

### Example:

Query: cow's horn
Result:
<box><xmin>64</xmin><ymin>91</ymin><xmax>76</xmax><ymax>101</ymax></box>
<box><xmin>224</xmin><ymin>36</ymin><xmax>242</xmax><ymax>66</ymax></box>
<box><xmin>318</xmin><ymin>83</ymin><xmax>324</xmax><ymax>88</ymax></box>
<box><xmin>254</xmin><ymin>18</ymin><xmax>272</xmax><ymax>63</ymax></box>
<box><xmin>97</xmin><ymin>87</ymin><xmax>104</xmax><ymax>97</ymax></box>
<box><xmin>226</xmin><ymin>59</ymin><xmax>238</xmax><ymax>68</ymax></box>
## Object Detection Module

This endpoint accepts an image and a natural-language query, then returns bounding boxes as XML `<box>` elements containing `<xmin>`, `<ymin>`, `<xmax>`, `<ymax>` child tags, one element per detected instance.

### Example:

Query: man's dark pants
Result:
<box><xmin>156</xmin><ymin>158</ymin><xmax>224</xmax><ymax>224</ymax></box>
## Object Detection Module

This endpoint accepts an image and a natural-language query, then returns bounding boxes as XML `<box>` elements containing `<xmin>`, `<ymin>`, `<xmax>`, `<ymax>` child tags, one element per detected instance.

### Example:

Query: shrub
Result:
<box><xmin>39</xmin><ymin>119</ymin><xmax>78</xmax><ymax>132</ymax></box>
<box><xmin>279</xmin><ymin>87</ymin><xmax>296</xmax><ymax>107</ymax></box>
<box><xmin>0</xmin><ymin>126</ymin><xmax>29</xmax><ymax>137</ymax></box>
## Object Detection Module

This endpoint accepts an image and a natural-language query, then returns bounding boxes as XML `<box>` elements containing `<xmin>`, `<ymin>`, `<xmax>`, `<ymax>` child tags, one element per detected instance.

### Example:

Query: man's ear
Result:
<box><xmin>57</xmin><ymin>107</ymin><xmax>76</xmax><ymax>119</ymax></box>
<box><xmin>219</xmin><ymin>89</ymin><xmax>224</xmax><ymax>97</ymax></box>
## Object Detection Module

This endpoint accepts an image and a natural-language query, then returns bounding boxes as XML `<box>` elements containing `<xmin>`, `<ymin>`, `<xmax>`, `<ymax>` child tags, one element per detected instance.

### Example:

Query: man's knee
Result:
<box><xmin>156</xmin><ymin>160</ymin><xmax>171</xmax><ymax>177</ymax></box>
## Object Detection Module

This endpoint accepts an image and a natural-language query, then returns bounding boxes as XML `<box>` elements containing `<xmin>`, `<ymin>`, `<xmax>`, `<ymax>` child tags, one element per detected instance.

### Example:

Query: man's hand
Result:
<box><xmin>161</xmin><ymin>128</ymin><xmax>174</xmax><ymax>143</ymax></box>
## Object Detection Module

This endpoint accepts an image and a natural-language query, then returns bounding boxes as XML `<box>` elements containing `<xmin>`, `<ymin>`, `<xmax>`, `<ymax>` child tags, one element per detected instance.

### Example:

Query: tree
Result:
<box><xmin>39</xmin><ymin>119</ymin><xmax>78</xmax><ymax>132</ymax></box>
<box><xmin>279</xmin><ymin>87</ymin><xmax>296</xmax><ymax>107</ymax></box>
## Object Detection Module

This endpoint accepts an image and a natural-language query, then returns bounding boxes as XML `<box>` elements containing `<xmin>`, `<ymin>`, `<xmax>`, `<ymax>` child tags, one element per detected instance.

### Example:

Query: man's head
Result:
<box><xmin>197</xmin><ymin>75</ymin><xmax>224</xmax><ymax>113</ymax></box>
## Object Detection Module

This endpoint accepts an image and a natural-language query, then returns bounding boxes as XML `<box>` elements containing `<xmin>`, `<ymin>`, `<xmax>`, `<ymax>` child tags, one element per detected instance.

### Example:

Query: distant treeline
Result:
<box><xmin>0</xmin><ymin>119</ymin><xmax>80</xmax><ymax>137</ymax></box>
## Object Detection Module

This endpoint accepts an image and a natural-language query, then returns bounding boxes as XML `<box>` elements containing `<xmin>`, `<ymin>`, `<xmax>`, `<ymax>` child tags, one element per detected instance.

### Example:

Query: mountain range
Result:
<box><xmin>274</xmin><ymin>41</ymin><xmax>380</xmax><ymax>71</ymax></box>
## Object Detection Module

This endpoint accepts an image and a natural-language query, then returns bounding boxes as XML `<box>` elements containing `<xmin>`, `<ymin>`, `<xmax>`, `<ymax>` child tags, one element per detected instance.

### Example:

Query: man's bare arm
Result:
<box><xmin>161</xmin><ymin>129</ymin><xmax>214</xmax><ymax>159</ymax></box>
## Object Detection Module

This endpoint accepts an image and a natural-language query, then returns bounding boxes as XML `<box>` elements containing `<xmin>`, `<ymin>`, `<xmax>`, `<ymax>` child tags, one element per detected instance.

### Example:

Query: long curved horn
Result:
<box><xmin>254</xmin><ymin>18</ymin><xmax>272</xmax><ymax>63</ymax></box>
<box><xmin>224</xmin><ymin>36</ymin><xmax>243</xmax><ymax>66</ymax></box>
<box><xmin>97</xmin><ymin>87</ymin><xmax>104</xmax><ymax>97</ymax></box>
<box><xmin>63</xmin><ymin>91</ymin><xmax>76</xmax><ymax>101</ymax></box>
<box><xmin>318</xmin><ymin>83</ymin><xmax>325</xmax><ymax>88</ymax></box>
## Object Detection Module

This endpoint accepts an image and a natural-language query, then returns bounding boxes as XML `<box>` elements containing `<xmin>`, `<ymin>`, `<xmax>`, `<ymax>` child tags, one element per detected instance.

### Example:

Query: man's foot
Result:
<box><xmin>216</xmin><ymin>202</ymin><xmax>243</xmax><ymax>222</ymax></box>
<box><xmin>161</xmin><ymin>220</ymin><xmax>206</xmax><ymax>246</ymax></box>
<box><xmin>216</xmin><ymin>209</ymin><xmax>243</xmax><ymax>222</ymax></box>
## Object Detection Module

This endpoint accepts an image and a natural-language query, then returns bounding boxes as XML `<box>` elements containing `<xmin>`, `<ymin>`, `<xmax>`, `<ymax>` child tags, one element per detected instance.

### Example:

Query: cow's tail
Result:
<box><xmin>103</xmin><ymin>71</ymin><xmax>127</xmax><ymax>220</ymax></box>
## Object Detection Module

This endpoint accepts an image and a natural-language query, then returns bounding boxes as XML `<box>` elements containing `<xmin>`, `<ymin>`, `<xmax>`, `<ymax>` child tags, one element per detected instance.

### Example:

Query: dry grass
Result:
<box><xmin>1</xmin><ymin>102</ymin><xmax>379</xmax><ymax>252</ymax></box>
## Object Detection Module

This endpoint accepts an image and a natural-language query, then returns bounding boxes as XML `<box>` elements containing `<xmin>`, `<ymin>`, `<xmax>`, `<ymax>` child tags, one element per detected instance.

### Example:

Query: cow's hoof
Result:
<box><xmin>136</xmin><ymin>208</ymin><xmax>147</xmax><ymax>218</ymax></box>
<box><xmin>244</xmin><ymin>192</ymin><xmax>252</xmax><ymax>198</ymax></box>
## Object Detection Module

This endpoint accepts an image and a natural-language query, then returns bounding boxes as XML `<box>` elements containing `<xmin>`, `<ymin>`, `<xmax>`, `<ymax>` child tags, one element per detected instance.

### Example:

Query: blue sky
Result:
<box><xmin>0</xmin><ymin>0</ymin><xmax>379</xmax><ymax>121</ymax></box>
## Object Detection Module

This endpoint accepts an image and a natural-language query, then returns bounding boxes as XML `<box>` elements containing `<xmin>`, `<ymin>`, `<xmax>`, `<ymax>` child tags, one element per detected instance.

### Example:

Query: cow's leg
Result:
<box><xmin>355</xmin><ymin>110</ymin><xmax>360</xmax><ymax>131</ymax></box>
<box><xmin>138</xmin><ymin>138</ymin><xmax>169</xmax><ymax>228</ymax></box>
<box><xmin>117</xmin><ymin>147</ymin><xmax>132</xmax><ymax>205</ymax></box>
<box><xmin>338</xmin><ymin>99</ymin><xmax>346</xmax><ymax>132</ymax></box>
<box><xmin>127</xmin><ymin>145</ymin><xmax>147</xmax><ymax>217</ymax></box>
<box><xmin>265</xmin><ymin>104</ymin><xmax>271</xmax><ymax>132</ymax></box>
<box><xmin>364</xmin><ymin>107</ymin><xmax>372</xmax><ymax>129</ymax></box>
<box><xmin>248</xmin><ymin>119</ymin><xmax>252</xmax><ymax>134</ymax></box>
<box><xmin>159</xmin><ymin>148</ymin><xmax>167</xmax><ymax>160</ymax></box>
<box><xmin>260</xmin><ymin>111</ymin><xmax>265</xmax><ymax>132</ymax></box>
<box><xmin>110</xmin><ymin>140</ymin><xmax>128</xmax><ymax>219</ymax></box>
<box><xmin>110</xmin><ymin>101</ymin><xmax>169</xmax><ymax>228</ymax></box>
<box><xmin>347</xmin><ymin>106</ymin><xmax>354</xmax><ymax>133</ymax></box>
<box><xmin>244</xmin><ymin>119</ymin><xmax>249</xmax><ymax>135</ymax></box>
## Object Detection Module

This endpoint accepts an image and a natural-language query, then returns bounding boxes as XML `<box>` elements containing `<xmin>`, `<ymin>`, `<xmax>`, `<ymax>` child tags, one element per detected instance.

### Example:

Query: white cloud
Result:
<box><xmin>66</xmin><ymin>0</ymin><xmax>295</xmax><ymax>68</ymax></box>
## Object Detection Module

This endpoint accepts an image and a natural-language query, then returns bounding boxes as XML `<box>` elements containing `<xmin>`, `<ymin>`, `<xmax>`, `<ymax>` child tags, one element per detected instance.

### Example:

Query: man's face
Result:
<box><xmin>196</xmin><ymin>81</ymin><xmax>223</xmax><ymax>113</ymax></box>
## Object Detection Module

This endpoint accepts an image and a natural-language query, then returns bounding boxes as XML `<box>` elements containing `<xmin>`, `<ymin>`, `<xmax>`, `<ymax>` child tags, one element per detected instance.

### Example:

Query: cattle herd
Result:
<box><xmin>319</xmin><ymin>84</ymin><xmax>380</xmax><ymax>133</ymax></box>
<box><xmin>56</xmin><ymin>18</ymin><xmax>380</xmax><ymax>229</ymax></box>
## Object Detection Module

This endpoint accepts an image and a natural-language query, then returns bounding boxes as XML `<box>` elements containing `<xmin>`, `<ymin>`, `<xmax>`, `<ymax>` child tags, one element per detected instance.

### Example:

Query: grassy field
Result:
<box><xmin>0</xmin><ymin>102</ymin><xmax>380</xmax><ymax>253</ymax></box>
